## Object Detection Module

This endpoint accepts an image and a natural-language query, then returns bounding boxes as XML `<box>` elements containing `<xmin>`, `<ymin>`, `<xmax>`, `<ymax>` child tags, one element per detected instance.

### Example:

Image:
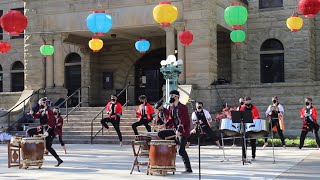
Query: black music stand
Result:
<box><xmin>231</xmin><ymin>110</ymin><xmax>253</xmax><ymax>165</ymax></box>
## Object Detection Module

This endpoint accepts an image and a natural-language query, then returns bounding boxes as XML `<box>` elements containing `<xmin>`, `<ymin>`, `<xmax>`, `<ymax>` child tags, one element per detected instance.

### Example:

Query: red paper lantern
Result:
<box><xmin>298</xmin><ymin>0</ymin><xmax>320</xmax><ymax>18</ymax></box>
<box><xmin>178</xmin><ymin>30</ymin><xmax>194</xmax><ymax>46</ymax></box>
<box><xmin>0</xmin><ymin>42</ymin><xmax>11</xmax><ymax>54</ymax></box>
<box><xmin>0</xmin><ymin>10</ymin><xmax>28</xmax><ymax>36</ymax></box>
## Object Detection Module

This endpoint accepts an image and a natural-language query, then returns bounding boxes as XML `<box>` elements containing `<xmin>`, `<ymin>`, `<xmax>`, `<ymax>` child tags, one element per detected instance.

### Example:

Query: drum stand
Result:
<box><xmin>241</xmin><ymin>121</ymin><xmax>251</xmax><ymax>165</ymax></box>
<box><xmin>270</xmin><ymin>119</ymin><xmax>276</xmax><ymax>164</ymax></box>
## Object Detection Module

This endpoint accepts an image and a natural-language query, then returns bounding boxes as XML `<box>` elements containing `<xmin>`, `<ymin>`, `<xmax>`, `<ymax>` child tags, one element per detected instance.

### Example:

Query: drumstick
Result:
<box><xmin>29</xmin><ymin>100</ymin><xmax>32</xmax><ymax>111</ymax></box>
<box><xmin>165</xmin><ymin>135</ymin><xmax>177</xmax><ymax>140</ymax></box>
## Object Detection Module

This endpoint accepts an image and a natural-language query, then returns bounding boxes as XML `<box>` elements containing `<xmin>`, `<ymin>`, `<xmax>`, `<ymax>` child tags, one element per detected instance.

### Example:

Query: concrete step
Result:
<box><xmin>63</xmin><ymin>126</ymin><xmax>147</xmax><ymax>132</ymax></box>
<box><xmin>63</xmin><ymin>130</ymin><xmax>140</xmax><ymax>136</ymax></box>
<box><xmin>63</xmin><ymin>121</ymin><xmax>140</xmax><ymax>127</ymax></box>
<box><xmin>53</xmin><ymin>138</ymin><xmax>134</xmax><ymax>145</ymax></box>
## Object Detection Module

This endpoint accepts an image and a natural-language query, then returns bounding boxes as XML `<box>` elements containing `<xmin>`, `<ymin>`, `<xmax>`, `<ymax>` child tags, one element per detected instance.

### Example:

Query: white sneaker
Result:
<box><xmin>231</xmin><ymin>144</ymin><xmax>236</xmax><ymax>148</ymax></box>
<box><xmin>120</xmin><ymin>142</ymin><xmax>123</xmax><ymax>147</ymax></box>
<box><xmin>282</xmin><ymin>145</ymin><xmax>286</xmax><ymax>149</ymax></box>
<box><xmin>262</xmin><ymin>142</ymin><xmax>268</xmax><ymax>149</ymax></box>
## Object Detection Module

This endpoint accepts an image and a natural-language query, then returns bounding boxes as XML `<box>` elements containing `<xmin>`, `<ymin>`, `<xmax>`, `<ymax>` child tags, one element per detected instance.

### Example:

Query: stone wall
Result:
<box><xmin>0</xmin><ymin>92</ymin><xmax>22</xmax><ymax>109</ymax></box>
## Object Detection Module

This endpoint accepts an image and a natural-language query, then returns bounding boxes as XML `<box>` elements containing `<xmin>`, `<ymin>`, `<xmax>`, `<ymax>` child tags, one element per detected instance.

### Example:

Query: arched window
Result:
<box><xmin>65</xmin><ymin>53</ymin><xmax>81</xmax><ymax>106</ymax></box>
<box><xmin>11</xmin><ymin>61</ymin><xmax>24</xmax><ymax>92</ymax></box>
<box><xmin>0</xmin><ymin>64</ymin><xmax>3</xmax><ymax>92</ymax></box>
<box><xmin>260</xmin><ymin>39</ymin><xmax>284</xmax><ymax>83</ymax></box>
<box><xmin>259</xmin><ymin>0</ymin><xmax>283</xmax><ymax>9</ymax></box>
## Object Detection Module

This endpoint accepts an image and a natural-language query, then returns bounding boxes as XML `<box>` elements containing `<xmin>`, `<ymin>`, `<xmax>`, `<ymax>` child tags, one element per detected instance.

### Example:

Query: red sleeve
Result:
<box><xmin>240</xmin><ymin>106</ymin><xmax>245</xmax><ymax>111</ymax></box>
<box><xmin>32</xmin><ymin>110</ymin><xmax>42</xmax><ymax>119</ymax></box>
<box><xmin>148</xmin><ymin>104</ymin><xmax>155</xmax><ymax>115</ymax></box>
<box><xmin>180</xmin><ymin>105</ymin><xmax>190</xmax><ymax>135</ymax></box>
<box><xmin>117</xmin><ymin>103</ymin><xmax>123</xmax><ymax>115</ymax></box>
<box><xmin>300</xmin><ymin>108</ymin><xmax>305</xmax><ymax>119</ymax></box>
<box><xmin>312</xmin><ymin>107</ymin><xmax>317</xmax><ymax>122</ymax></box>
<box><xmin>136</xmin><ymin>106</ymin><xmax>140</xmax><ymax>118</ymax></box>
<box><xmin>56</xmin><ymin>116</ymin><xmax>63</xmax><ymax>127</ymax></box>
<box><xmin>252</xmin><ymin>106</ymin><xmax>260</xmax><ymax>119</ymax></box>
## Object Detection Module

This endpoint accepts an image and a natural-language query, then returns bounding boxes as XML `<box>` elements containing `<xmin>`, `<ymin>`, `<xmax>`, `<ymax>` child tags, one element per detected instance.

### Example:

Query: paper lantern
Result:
<box><xmin>40</xmin><ymin>45</ymin><xmax>55</xmax><ymax>56</ymax></box>
<box><xmin>135</xmin><ymin>38</ymin><xmax>150</xmax><ymax>53</ymax></box>
<box><xmin>286</xmin><ymin>14</ymin><xmax>303</xmax><ymax>32</ymax></box>
<box><xmin>178</xmin><ymin>30</ymin><xmax>194</xmax><ymax>46</ymax></box>
<box><xmin>153</xmin><ymin>2</ymin><xmax>178</xmax><ymax>27</ymax></box>
<box><xmin>230</xmin><ymin>30</ymin><xmax>246</xmax><ymax>45</ymax></box>
<box><xmin>0</xmin><ymin>42</ymin><xmax>11</xmax><ymax>54</ymax></box>
<box><xmin>224</xmin><ymin>2</ymin><xmax>248</xmax><ymax>30</ymax></box>
<box><xmin>0</xmin><ymin>10</ymin><xmax>28</xmax><ymax>36</ymax></box>
<box><xmin>298</xmin><ymin>0</ymin><xmax>320</xmax><ymax>18</ymax></box>
<box><xmin>86</xmin><ymin>10</ymin><xmax>112</xmax><ymax>36</ymax></box>
<box><xmin>89</xmin><ymin>38</ymin><xmax>103</xmax><ymax>52</ymax></box>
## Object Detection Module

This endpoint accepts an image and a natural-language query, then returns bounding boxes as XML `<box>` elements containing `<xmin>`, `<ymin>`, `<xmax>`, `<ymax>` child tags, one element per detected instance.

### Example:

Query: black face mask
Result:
<box><xmin>53</xmin><ymin>112</ymin><xmax>58</xmax><ymax>115</ymax></box>
<box><xmin>240</xmin><ymin>102</ymin><xmax>244</xmax><ymax>105</ymax></box>
<box><xmin>140</xmin><ymin>101</ymin><xmax>145</xmax><ymax>104</ymax></box>
<box><xmin>245</xmin><ymin>104</ymin><xmax>251</xmax><ymax>108</ymax></box>
<box><xmin>273</xmin><ymin>100</ymin><xmax>277</xmax><ymax>104</ymax></box>
<box><xmin>197</xmin><ymin>106</ymin><xmax>202</xmax><ymax>110</ymax></box>
<box><xmin>40</xmin><ymin>105</ymin><xmax>45</xmax><ymax>109</ymax></box>
<box><xmin>306</xmin><ymin>102</ymin><xmax>310</xmax><ymax>106</ymax></box>
<box><xmin>111</xmin><ymin>98</ymin><xmax>115</xmax><ymax>102</ymax></box>
<box><xmin>169</xmin><ymin>98</ymin><xmax>175</xmax><ymax>103</ymax></box>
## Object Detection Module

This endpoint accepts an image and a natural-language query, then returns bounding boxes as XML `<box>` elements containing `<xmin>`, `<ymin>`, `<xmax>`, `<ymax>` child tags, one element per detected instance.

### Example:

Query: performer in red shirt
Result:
<box><xmin>299</xmin><ymin>98</ymin><xmax>320</xmax><ymax>149</ymax></box>
<box><xmin>54</xmin><ymin>108</ymin><xmax>67</xmax><ymax>154</ymax></box>
<box><xmin>100</xmin><ymin>95</ymin><xmax>123</xmax><ymax>146</ymax></box>
<box><xmin>240</xmin><ymin>96</ymin><xmax>260</xmax><ymax>161</ymax></box>
<box><xmin>132</xmin><ymin>95</ymin><xmax>155</xmax><ymax>135</ymax></box>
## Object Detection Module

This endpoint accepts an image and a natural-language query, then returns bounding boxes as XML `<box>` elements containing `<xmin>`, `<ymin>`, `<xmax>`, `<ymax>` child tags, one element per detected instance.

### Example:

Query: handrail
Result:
<box><xmin>90</xmin><ymin>84</ymin><xmax>133</xmax><ymax>144</ymax></box>
<box><xmin>3</xmin><ymin>88</ymin><xmax>46</xmax><ymax>131</ymax></box>
<box><xmin>55</xmin><ymin>86</ymin><xmax>89</xmax><ymax>123</ymax></box>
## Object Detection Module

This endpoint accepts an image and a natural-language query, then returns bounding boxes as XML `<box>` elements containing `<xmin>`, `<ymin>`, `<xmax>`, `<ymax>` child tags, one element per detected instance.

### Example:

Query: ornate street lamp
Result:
<box><xmin>160</xmin><ymin>55</ymin><xmax>183</xmax><ymax>103</ymax></box>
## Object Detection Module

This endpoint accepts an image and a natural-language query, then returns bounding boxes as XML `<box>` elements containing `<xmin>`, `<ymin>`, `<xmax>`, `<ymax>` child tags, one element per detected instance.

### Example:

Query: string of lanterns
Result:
<box><xmin>224</xmin><ymin>2</ymin><xmax>248</xmax><ymax>45</ymax></box>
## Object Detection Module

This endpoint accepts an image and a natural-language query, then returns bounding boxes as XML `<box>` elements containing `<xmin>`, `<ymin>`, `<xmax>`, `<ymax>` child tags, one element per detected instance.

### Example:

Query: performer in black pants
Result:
<box><xmin>132</xmin><ymin>95</ymin><xmax>155</xmax><ymax>136</ymax></box>
<box><xmin>100</xmin><ymin>95</ymin><xmax>123</xmax><ymax>146</ymax></box>
<box><xmin>299</xmin><ymin>98</ymin><xmax>320</xmax><ymax>149</ymax></box>
<box><xmin>31</xmin><ymin>97</ymin><xmax>63</xmax><ymax>167</ymax></box>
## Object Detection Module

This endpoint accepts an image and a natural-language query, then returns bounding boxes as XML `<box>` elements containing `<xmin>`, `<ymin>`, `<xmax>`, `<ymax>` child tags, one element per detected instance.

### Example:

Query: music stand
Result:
<box><xmin>231</xmin><ymin>110</ymin><xmax>253</xmax><ymax>165</ymax></box>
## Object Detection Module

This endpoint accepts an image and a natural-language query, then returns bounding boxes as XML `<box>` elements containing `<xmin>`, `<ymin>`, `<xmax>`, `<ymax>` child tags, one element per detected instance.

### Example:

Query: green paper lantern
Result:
<box><xmin>230</xmin><ymin>30</ymin><xmax>245</xmax><ymax>44</ymax></box>
<box><xmin>40</xmin><ymin>45</ymin><xmax>54</xmax><ymax>56</ymax></box>
<box><xmin>224</xmin><ymin>2</ymin><xmax>248</xmax><ymax>30</ymax></box>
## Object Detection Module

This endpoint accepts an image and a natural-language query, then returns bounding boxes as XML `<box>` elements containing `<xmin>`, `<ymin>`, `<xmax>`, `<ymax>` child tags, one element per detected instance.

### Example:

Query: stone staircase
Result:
<box><xmin>59</xmin><ymin>106</ymin><xmax>145</xmax><ymax>144</ymax></box>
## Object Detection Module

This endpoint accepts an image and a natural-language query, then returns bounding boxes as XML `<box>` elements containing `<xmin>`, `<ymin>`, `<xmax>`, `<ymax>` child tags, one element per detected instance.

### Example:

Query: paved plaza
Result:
<box><xmin>1</xmin><ymin>144</ymin><xmax>319</xmax><ymax>180</ymax></box>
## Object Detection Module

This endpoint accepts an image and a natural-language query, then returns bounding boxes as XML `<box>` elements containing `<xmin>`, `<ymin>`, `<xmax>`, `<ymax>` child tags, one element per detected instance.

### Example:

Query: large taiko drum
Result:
<box><xmin>245</xmin><ymin>119</ymin><xmax>269</xmax><ymax>138</ymax></box>
<box><xmin>148</xmin><ymin>140</ymin><xmax>176</xmax><ymax>175</ymax></box>
<box><xmin>21</xmin><ymin>137</ymin><xmax>45</xmax><ymax>169</ymax></box>
<box><xmin>219</xmin><ymin>118</ymin><xmax>241</xmax><ymax>137</ymax></box>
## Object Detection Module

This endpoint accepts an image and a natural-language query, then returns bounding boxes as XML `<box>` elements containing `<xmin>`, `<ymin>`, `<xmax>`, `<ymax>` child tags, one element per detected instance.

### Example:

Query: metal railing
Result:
<box><xmin>1</xmin><ymin>88</ymin><xmax>46</xmax><ymax>132</ymax></box>
<box><xmin>56</xmin><ymin>86</ymin><xmax>90</xmax><ymax>122</ymax></box>
<box><xmin>90</xmin><ymin>84</ymin><xmax>133</xmax><ymax>144</ymax></box>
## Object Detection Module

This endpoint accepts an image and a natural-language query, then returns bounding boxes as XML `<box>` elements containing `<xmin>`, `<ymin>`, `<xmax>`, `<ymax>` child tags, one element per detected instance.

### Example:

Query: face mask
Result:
<box><xmin>53</xmin><ymin>112</ymin><xmax>58</xmax><ymax>115</ymax></box>
<box><xmin>140</xmin><ymin>101</ymin><xmax>145</xmax><ymax>104</ymax></box>
<box><xmin>40</xmin><ymin>105</ymin><xmax>45</xmax><ymax>109</ymax></box>
<box><xmin>169</xmin><ymin>98</ymin><xmax>175</xmax><ymax>103</ymax></box>
<box><xmin>197</xmin><ymin>106</ymin><xmax>202</xmax><ymax>110</ymax></box>
<box><xmin>245</xmin><ymin>104</ymin><xmax>251</xmax><ymax>108</ymax></box>
<box><xmin>306</xmin><ymin>102</ymin><xmax>310</xmax><ymax>106</ymax></box>
<box><xmin>240</xmin><ymin>102</ymin><xmax>244</xmax><ymax>105</ymax></box>
<box><xmin>273</xmin><ymin>100</ymin><xmax>277</xmax><ymax>104</ymax></box>
<box><xmin>111</xmin><ymin>98</ymin><xmax>115</xmax><ymax>102</ymax></box>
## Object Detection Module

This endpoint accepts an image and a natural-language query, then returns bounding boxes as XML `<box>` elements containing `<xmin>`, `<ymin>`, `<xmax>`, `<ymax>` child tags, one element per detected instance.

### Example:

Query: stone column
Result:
<box><xmin>53</xmin><ymin>34</ymin><xmax>66</xmax><ymax>87</ymax></box>
<box><xmin>80</xmin><ymin>47</ymin><xmax>91</xmax><ymax>106</ymax></box>
<box><xmin>175</xmin><ymin>22</ymin><xmax>186</xmax><ymax>84</ymax></box>
<box><xmin>162</xmin><ymin>26</ymin><xmax>175</xmax><ymax>57</ymax></box>
<box><xmin>44</xmin><ymin>35</ymin><xmax>54</xmax><ymax>88</ymax></box>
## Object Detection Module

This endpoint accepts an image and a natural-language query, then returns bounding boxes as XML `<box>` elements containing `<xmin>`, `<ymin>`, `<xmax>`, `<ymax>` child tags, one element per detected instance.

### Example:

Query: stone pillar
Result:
<box><xmin>44</xmin><ymin>35</ymin><xmax>54</xmax><ymax>88</ymax></box>
<box><xmin>80</xmin><ymin>47</ymin><xmax>91</xmax><ymax>106</ymax></box>
<box><xmin>53</xmin><ymin>34</ymin><xmax>66</xmax><ymax>87</ymax></box>
<box><xmin>162</xmin><ymin>26</ymin><xmax>175</xmax><ymax>57</ymax></box>
<box><xmin>175</xmin><ymin>22</ymin><xmax>186</xmax><ymax>84</ymax></box>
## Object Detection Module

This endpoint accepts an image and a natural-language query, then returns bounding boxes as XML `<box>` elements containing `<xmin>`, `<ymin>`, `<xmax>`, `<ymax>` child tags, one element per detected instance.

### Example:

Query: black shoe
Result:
<box><xmin>181</xmin><ymin>169</ymin><xmax>193</xmax><ymax>173</ymax></box>
<box><xmin>55</xmin><ymin>159</ymin><xmax>63</xmax><ymax>167</ymax></box>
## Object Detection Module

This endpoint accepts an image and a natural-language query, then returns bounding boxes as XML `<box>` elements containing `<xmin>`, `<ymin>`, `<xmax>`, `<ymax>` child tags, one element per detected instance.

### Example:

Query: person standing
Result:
<box><xmin>132</xmin><ymin>95</ymin><xmax>155</xmax><ymax>136</ymax></box>
<box><xmin>31</xmin><ymin>97</ymin><xmax>63</xmax><ymax>167</ymax></box>
<box><xmin>263</xmin><ymin>96</ymin><xmax>286</xmax><ymax>149</ymax></box>
<box><xmin>157</xmin><ymin>90</ymin><xmax>192</xmax><ymax>173</ymax></box>
<box><xmin>53</xmin><ymin>108</ymin><xmax>67</xmax><ymax>154</ymax></box>
<box><xmin>100</xmin><ymin>95</ymin><xmax>123</xmax><ymax>146</ymax></box>
<box><xmin>240</xmin><ymin>96</ymin><xmax>260</xmax><ymax>161</ymax></box>
<box><xmin>299</xmin><ymin>97</ymin><xmax>320</xmax><ymax>149</ymax></box>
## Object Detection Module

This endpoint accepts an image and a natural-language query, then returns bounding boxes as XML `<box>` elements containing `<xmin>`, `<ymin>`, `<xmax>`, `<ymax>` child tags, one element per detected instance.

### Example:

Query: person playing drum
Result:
<box><xmin>187</xmin><ymin>102</ymin><xmax>222</xmax><ymax>149</ymax></box>
<box><xmin>157</xmin><ymin>90</ymin><xmax>193</xmax><ymax>173</ymax></box>
<box><xmin>299</xmin><ymin>97</ymin><xmax>320</xmax><ymax>149</ymax></box>
<box><xmin>263</xmin><ymin>96</ymin><xmax>286</xmax><ymax>149</ymax></box>
<box><xmin>240</xmin><ymin>96</ymin><xmax>260</xmax><ymax>161</ymax></box>
<box><xmin>132</xmin><ymin>95</ymin><xmax>155</xmax><ymax>136</ymax></box>
<box><xmin>30</xmin><ymin>97</ymin><xmax>63</xmax><ymax>167</ymax></box>
<box><xmin>154</xmin><ymin>101</ymin><xmax>169</xmax><ymax>131</ymax></box>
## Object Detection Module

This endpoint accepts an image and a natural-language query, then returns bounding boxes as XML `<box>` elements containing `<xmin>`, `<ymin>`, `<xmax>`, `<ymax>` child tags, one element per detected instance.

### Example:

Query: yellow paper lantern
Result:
<box><xmin>153</xmin><ymin>2</ymin><xmax>178</xmax><ymax>27</ymax></box>
<box><xmin>286</xmin><ymin>14</ymin><xmax>303</xmax><ymax>32</ymax></box>
<box><xmin>88</xmin><ymin>38</ymin><xmax>103</xmax><ymax>52</ymax></box>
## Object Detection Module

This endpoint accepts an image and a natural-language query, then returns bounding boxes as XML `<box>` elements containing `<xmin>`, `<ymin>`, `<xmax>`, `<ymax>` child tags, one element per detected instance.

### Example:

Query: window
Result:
<box><xmin>0</xmin><ymin>64</ymin><xmax>3</xmax><ymax>92</ymax></box>
<box><xmin>0</xmin><ymin>10</ymin><xmax>3</xmax><ymax>40</ymax></box>
<box><xmin>11</xmin><ymin>61</ymin><xmax>24</xmax><ymax>92</ymax></box>
<box><xmin>260</xmin><ymin>39</ymin><xmax>284</xmax><ymax>83</ymax></box>
<box><xmin>10</xmin><ymin>8</ymin><xmax>24</xmax><ymax>39</ymax></box>
<box><xmin>259</xmin><ymin>0</ymin><xmax>283</xmax><ymax>9</ymax></box>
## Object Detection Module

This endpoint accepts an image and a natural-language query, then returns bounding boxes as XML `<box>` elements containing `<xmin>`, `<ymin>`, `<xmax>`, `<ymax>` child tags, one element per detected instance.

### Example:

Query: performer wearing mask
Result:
<box><xmin>53</xmin><ymin>108</ymin><xmax>67</xmax><ymax>154</ymax></box>
<box><xmin>299</xmin><ymin>98</ymin><xmax>320</xmax><ymax>149</ymax></box>
<box><xmin>240</xmin><ymin>96</ymin><xmax>260</xmax><ymax>161</ymax></box>
<box><xmin>132</xmin><ymin>95</ymin><xmax>155</xmax><ymax>136</ymax></box>
<box><xmin>187</xmin><ymin>102</ymin><xmax>222</xmax><ymax>149</ymax></box>
<box><xmin>158</xmin><ymin>90</ymin><xmax>192</xmax><ymax>173</ymax></box>
<box><xmin>30</xmin><ymin>97</ymin><xmax>63</xmax><ymax>167</ymax></box>
<box><xmin>263</xmin><ymin>96</ymin><xmax>286</xmax><ymax>149</ymax></box>
<box><xmin>100</xmin><ymin>95</ymin><xmax>123</xmax><ymax>146</ymax></box>
<box><xmin>154</xmin><ymin>101</ymin><xmax>169</xmax><ymax>131</ymax></box>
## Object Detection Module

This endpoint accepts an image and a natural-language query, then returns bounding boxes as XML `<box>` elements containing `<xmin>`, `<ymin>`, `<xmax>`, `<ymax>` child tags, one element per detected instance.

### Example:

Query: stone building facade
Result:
<box><xmin>1</xmin><ymin>0</ymin><xmax>320</xmax><ymax>136</ymax></box>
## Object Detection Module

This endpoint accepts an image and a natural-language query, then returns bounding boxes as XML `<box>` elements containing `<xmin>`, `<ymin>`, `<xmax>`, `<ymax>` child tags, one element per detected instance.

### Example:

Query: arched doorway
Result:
<box><xmin>135</xmin><ymin>48</ymin><xmax>166</xmax><ymax>104</ymax></box>
<box><xmin>11</xmin><ymin>61</ymin><xmax>24</xmax><ymax>92</ymax></box>
<box><xmin>65</xmin><ymin>53</ymin><xmax>81</xmax><ymax>106</ymax></box>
